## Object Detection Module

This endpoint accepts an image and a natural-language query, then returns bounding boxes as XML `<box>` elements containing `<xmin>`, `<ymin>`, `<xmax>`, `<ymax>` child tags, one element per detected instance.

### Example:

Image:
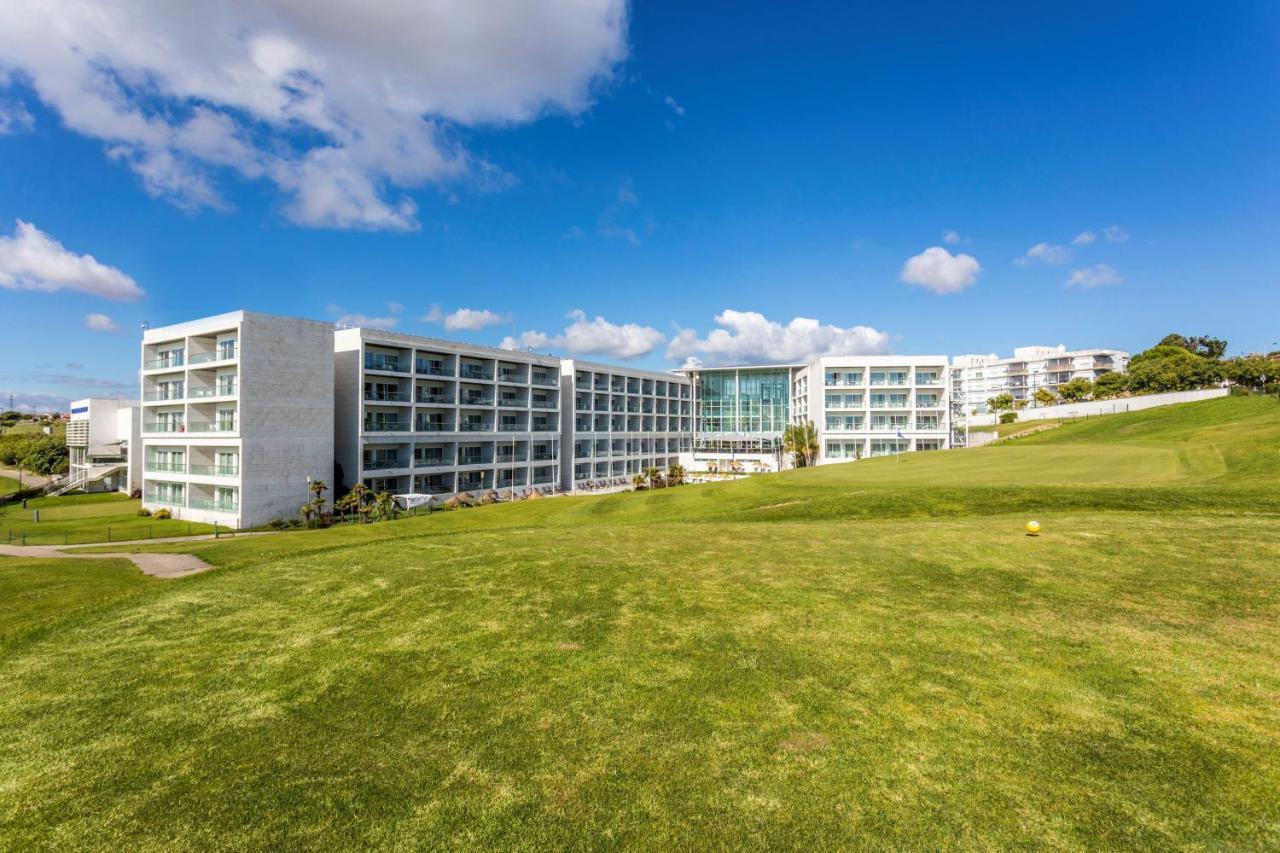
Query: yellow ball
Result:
<box><xmin>1025</xmin><ymin>520</ymin><xmax>1041</xmax><ymax>535</ymax></box>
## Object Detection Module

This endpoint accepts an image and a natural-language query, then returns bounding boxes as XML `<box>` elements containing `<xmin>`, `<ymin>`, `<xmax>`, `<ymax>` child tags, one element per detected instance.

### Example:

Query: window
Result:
<box><xmin>219</xmin><ymin>338</ymin><xmax>237</xmax><ymax>360</ymax></box>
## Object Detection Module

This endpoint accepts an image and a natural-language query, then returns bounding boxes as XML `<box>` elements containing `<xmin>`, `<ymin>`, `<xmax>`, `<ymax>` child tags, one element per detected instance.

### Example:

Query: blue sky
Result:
<box><xmin>1</xmin><ymin>1</ymin><xmax>1278</xmax><ymax>411</ymax></box>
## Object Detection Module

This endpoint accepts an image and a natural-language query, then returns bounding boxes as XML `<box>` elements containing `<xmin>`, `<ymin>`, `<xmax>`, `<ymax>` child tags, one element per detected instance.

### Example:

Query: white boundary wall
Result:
<box><xmin>968</xmin><ymin>387</ymin><xmax>1227</xmax><ymax>427</ymax></box>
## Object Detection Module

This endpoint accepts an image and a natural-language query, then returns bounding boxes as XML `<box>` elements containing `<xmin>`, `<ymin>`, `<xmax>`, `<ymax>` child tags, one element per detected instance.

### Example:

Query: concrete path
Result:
<box><xmin>0</xmin><ymin>467</ymin><xmax>50</xmax><ymax>488</ymax></box>
<box><xmin>0</xmin><ymin>543</ymin><xmax>212</xmax><ymax>578</ymax></box>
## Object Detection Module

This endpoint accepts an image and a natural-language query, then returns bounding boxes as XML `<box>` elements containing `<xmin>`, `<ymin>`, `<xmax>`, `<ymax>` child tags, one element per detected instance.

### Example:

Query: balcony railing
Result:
<box><xmin>190</xmin><ymin>348</ymin><xmax>237</xmax><ymax>365</ymax></box>
<box><xmin>365</xmin><ymin>357</ymin><xmax>405</xmax><ymax>372</ymax></box>
<box><xmin>459</xmin><ymin>396</ymin><xmax>494</xmax><ymax>406</ymax></box>
<box><xmin>457</xmin><ymin>456</ymin><xmax>492</xmax><ymax>466</ymax></box>
<box><xmin>531</xmin><ymin>375</ymin><xmax>558</xmax><ymax>387</ymax></box>
<box><xmin>143</xmin><ymin>422</ymin><xmax>185</xmax><ymax>433</ymax></box>
<box><xmin>145</xmin><ymin>462</ymin><xmax>186</xmax><ymax>473</ymax></box>
<box><xmin>415</xmin><ymin>422</ymin><xmax>453</xmax><ymax>432</ymax></box>
<box><xmin>365</xmin><ymin>421</ymin><xmax>409</xmax><ymax>432</ymax></box>
<box><xmin>187</xmin><ymin>385</ymin><xmax>237</xmax><ymax>398</ymax></box>
<box><xmin>457</xmin><ymin>422</ymin><xmax>492</xmax><ymax>432</ymax></box>
<box><xmin>188</xmin><ymin>422</ymin><xmax>237</xmax><ymax>433</ymax></box>
<box><xmin>495</xmin><ymin>452</ymin><xmax>529</xmax><ymax>463</ymax></box>
<box><xmin>416</xmin><ymin>363</ymin><xmax>449</xmax><ymax>376</ymax></box>
<box><xmin>144</xmin><ymin>492</ymin><xmax>185</xmax><ymax>506</ymax></box>
<box><xmin>531</xmin><ymin>424</ymin><xmax>556</xmax><ymax>432</ymax></box>
<box><xmin>497</xmin><ymin>423</ymin><xmax>527</xmax><ymax>432</ymax></box>
<box><xmin>459</xmin><ymin>367</ymin><xmax>494</xmax><ymax>380</ymax></box>
<box><xmin>869</xmin><ymin>423</ymin><xmax>909</xmax><ymax>432</ymax></box>
<box><xmin>189</xmin><ymin>464</ymin><xmax>239</xmax><ymax>476</ymax></box>
<box><xmin>365</xmin><ymin>391</ymin><xmax>407</xmax><ymax>402</ymax></box>
<box><xmin>498</xmin><ymin>372</ymin><xmax>526</xmax><ymax>383</ymax></box>
<box><xmin>497</xmin><ymin>398</ymin><xmax>528</xmax><ymax>408</ymax></box>
<box><xmin>915</xmin><ymin>377</ymin><xmax>943</xmax><ymax>386</ymax></box>
<box><xmin>143</xmin><ymin>391</ymin><xmax>185</xmax><ymax>402</ymax></box>
<box><xmin>144</xmin><ymin>357</ymin><xmax>184</xmax><ymax>370</ymax></box>
<box><xmin>189</xmin><ymin>498</ymin><xmax>239</xmax><ymax>513</ymax></box>
<box><xmin>362</xmin><ymin>459</ymin><xmax>401</xmax><ymax>471</ymax></box>
<box><xmin>531</xmin><ymin>451</ymin><xmax>557</xmax><ymax>461</ymax></box>
<box><xmin>415</xmin><ymin>394</ymin><xmax>454</xmax><ymax>404</ymax></box>
<box><xmin>531</xmin><ymin>400</ymin><xmax>557</xmax><ymax>409</ymax></box>
<box><xmin>414</xmin><ymin>457</ymin><xmax>448</xmax><ymax>468</ymax></box>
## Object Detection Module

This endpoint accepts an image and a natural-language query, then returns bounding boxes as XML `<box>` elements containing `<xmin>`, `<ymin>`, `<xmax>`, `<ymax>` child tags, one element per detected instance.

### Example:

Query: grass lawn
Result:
<box><xmin>1</xmin><ymin>396</ymin><xmax>1278</xmax><ymax>847</ymax></box>
<box><xmin>0</xmin><ymin>475</ymin><xmax>19</xmax><ymax>497</ymax></box>
<box><xmin>0</xmin><ymin>556</ymin><xmax>152</xmax><ymax>650</ymax></box>
<box><xmin>0</xmin><ymin>492</ymin><xmax>216</xmax><ymax>545</ymax></box>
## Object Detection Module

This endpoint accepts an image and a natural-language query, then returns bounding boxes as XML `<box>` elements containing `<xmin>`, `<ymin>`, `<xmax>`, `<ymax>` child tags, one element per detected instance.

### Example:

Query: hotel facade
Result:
<box><xmin>118</xmin><ymin>310</ymin><xmax>1130</xmax><ymax>527</ymax></box>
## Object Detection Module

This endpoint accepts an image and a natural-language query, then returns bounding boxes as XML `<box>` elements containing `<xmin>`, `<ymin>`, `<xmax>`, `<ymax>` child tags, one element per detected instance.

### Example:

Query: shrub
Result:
<box><xmin>999</xmin><ymin>412</ymin><xmax>1018</xmax><ymax>424</ymax></box>
<box><xmin>153</xmin><ymin>508</ymin><xmax>172</xmax><ymax>520</ymax></box>
<box><xmin>267</xmin><ymin>518</ymin><xmax>287</xmax><ymax>529</ymax></box>
<box><xmin>136</xmin><ymin>507</ymin><xmax>152</xmax><ymax>517</ymax></box>
<box><xmin>129</xmin><ymin>487</ymin><xmax>142</xmax><ymax>499</ymax></box>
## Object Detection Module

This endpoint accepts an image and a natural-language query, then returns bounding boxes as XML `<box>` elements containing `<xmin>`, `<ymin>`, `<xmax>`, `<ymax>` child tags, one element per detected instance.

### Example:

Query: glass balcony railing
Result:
<box><xmin>415</xmin><ymin>394</ymin><xmax>454</xmax><ymax>404</ymax></box>
<box><xmin>531</xmin><ymin>424</ymin><xmax>557</xmax><ymax>432</ymax></box>
<box><xmin>459</xmin><ymin>396</ymin><xmax>494</xmax><ymax>406</ymax></box>
<box><xmin>457</xmin><ymin>456</ymin><xmax>492</xmax><ymax>467</ymax></box>
<box><xmin>365</xmin><ymin>357</ymin><xmax>405</xmax><ymax>372</ymax></box>
<box><xmin>365</xmin><ymin>391</ymin><xmax>407</xmax><ymax>402</ymax></box>
<box><xmin>414</xmin><ymin>457</ymin><xmax>448</xmax><ymax>468</ymax></box>
<box><xmin>365</xmin><ymin>421</ymin><xmax>409</xmax><ymax>432</ymax></box>
<box><xmin>457</xmin><ymin>422</ymin><xmax>492</xmax><ymax>432</ymax></box>
<box><xmin>532</xmin><ymin>452</ymin><xmax>557</xmax><ymax>462</ymax></box>
<box><xmin>415</xmin><ymin>422</ymin><xmax>453</xmax><ymax>432</ymax></box>
<box><xmin>189</xmin><ymin>347</ymin><xmax>237</xmax><ymax>365</ymax></box>
<box><xmin>144</xmin><ymin>492</ymin><xmax>185</xmax><ymax>506</ymax></box>
<box><xmin>188</xmin><ymin>422</ymin><xmax>237</xmax><ymax>433</ymax></box>
<box><xmin>143</xmin><ymin>422</ymin><xmax>185</xmax><ymax>433</ymax></box>
<box><xmin>498</xmin><ymin>372</ymin><xmax>526</xmax><ymax>383</ymax></box>
<box><xmin>189</xmin><ymin>464</ymin><xmax>239</xmax><ymax>476</ymax></box>
<box><xmin>189</xmin><ymin>386</ymin><xmax>236</xmax><ymax>398</ymax></box>
<box><xmin>531</xmin><ymin>400</ymin><xmax>557</xmax><ymax>409</ymax></box>
<box><xmin>145</xmin><ymin>462</ymin><xmax>186</xmax><ymax>473</ymax></box>
<box><xmin>531</xmin><ymin>375</ymin><xmax>558</xmax><ymax>386</ymax></box>
<box><xmin>189</xmin><ymin>498</ymin><xmax>239</xmax><ymax>513</ymax></box>
<box><xmin>495</xmin><ymin>452</ymin><xmax>529</xmax><ymax>463</ymax></box>
<box><xmin>459</xmin><ymin>367</ymin><xmax>494</xmax><ymax>381</ymax></box>
<box><xmin>143</xmin><ymin>391</ymin><xmax>184</xmax><ymax>402</ymax></box>
<box><xmin>416</xmin><ymin>363</ymin><xmax>450</xmax><ymax>376</ymax></box>
<box><xmin>362</xmin><ymin>459</ymin><xmax>401</xmax><ymax>471</ymax></box>
<box><xmin>497</xmin><ymin>423</ymin><xmax>527</xmax><ymax>432</ymax></box>
<box><xmin>144</xmin><ymin>357</ymin><xmax>184</xmax><ymax>370</ymax></box>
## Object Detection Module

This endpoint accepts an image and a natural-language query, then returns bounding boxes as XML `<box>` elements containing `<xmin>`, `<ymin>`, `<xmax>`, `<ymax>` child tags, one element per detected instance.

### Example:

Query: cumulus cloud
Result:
<box><xmin>1103</xmin><ymin>225</ymin><xmax>1129</xmax><ymax>242</ymax></box>
<box><xmin>665</xmin><ymin>309</ymin><xmax>891</xmax><ymax>367</ymax></box>
<box><xmin>0</xmin><ymin>99</ymin><xmax>33</xmax><ymax>134</ymax></box>
<box><xmin>1072</xmin><ymin>230</ymin><xmax>1097</xmax><ymax>245</ymax></box>
<box><xmin>443</xmin><ymin>307</ymin><xmax>508</xmax><ymax>331</ymax></box>
<box><xmin>0</xmin><ymin>220</ymin><xmax>143</xmax><ymax>300</ymax></box>
<box><xmin>1014</xmin><ymin>242</ymin><xmax>1070</xmax><ymax>266</ymax></box>
<box><xmin>0</xmin><ymin>1</ymin><xmax>628</xmax><ymax>230</ymax></box>
<box><xmin>900</xmin><ymin>246</ymin><xmax>981</xmax><ymax>294</ymax></box>
<box><xmin>501</xmin><ymin>310</ymin><xmax>664</xmax><ymax>359</ymax></box>
<box><xmin>84</xmin><ymin>313</ymin><xmax>120</xmax><ymax>332</ymax></box>
<box><xmin>336</xmin><ymin>313</ymin><xmax>398</xmax><ymax>330</ymax></box>
<box><xmin>1066</xmin><ymin>264</ymin><xmax>1122</xmax><ymax>288</ymax></box>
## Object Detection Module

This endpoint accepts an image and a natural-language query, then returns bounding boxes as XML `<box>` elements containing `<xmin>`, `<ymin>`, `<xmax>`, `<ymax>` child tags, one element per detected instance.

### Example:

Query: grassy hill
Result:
<box><xmin>1</xmin><ymin>397</ymin><xmax>1277</xmax><ymax>848</ymax></box>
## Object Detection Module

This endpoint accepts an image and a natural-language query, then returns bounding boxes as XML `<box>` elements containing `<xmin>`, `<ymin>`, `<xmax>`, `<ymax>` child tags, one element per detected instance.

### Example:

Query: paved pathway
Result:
<box><xmin>0</xmin><ymin>467</ymin><xmax>50</xmax><ymax>488</ymax></box>
<box><xmin>0</xmin><ymin>543</ymin><xmax>212</xmax><ymax>578</ymax></box>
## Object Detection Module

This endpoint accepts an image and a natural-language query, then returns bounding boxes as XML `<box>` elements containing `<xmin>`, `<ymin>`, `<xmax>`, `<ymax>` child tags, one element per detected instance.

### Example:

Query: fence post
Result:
<box><xmin>107</xmin><ymin>526</ymin><xmax>111</xmax><ymax>543</ymax></box>
<box><xmin>64</xmin><ymin>531</ymin><xmax>67</xmax><ymax>546</ymax></box>
<box><xmin>149</xmin><ymin>524</ymin><xmax>153</xmax><ymax>540</ymax></box>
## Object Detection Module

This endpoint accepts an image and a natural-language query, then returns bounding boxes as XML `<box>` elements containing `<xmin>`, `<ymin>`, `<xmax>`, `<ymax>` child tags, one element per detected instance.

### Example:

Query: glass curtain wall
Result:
<box><xmin>696</xmin><ymin>369</ymin><xmax>790</xmax><ymax>434</ymax></box>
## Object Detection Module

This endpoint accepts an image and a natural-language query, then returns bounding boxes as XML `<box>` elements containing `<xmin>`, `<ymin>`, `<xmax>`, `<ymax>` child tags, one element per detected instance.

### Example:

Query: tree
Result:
<box><xmin>20</xmin><ymin>435</ymin><xmax>69</xmax><ymax>476</ymax></box>
<box><xmin>1092</xmin><ymin>371</ymin><xmax>1127</xmax><ymax>399</ymax></box>
<box><xmin>985</xmin><ymin>392</ymin><xmax>1014</xmax><ymax>414</ymax></box>
<box><xmin>1225</xmin><ymin>356</ymin><xmax>1274</xmax><ymax>392</ymax></box>
<box><xmin>631</xmin><ymin>473</ymin><xmax>647</xmax><ymax>490</ymax></box>
<box><xmin>1032</xmin><ymin>388</ymin><xmax>1057</xmax><ymax>408</ymax></box>
<box><xmin>782</xmin><ymin>421</ymin><xmax>819</xmax><ymax>467</ymax></box>
<box><xmin>1158</xmin><ymin>333</ymin><xmax>1228</xmax><ymax>360</ymax></box>
<box><xmin>308</xmin><ymin>479</ymin><xmax>329</xmax><ymax>524</ymax></box>
<box><xmin>645</xmin><ymin>466</ymin><xmax>664</xmax><ymax>490</ymax></box>
<box><xmin>666</xmin><ymin>463</ymin><xmax>686</xmax><ymax>486</ymax></box>
<box><xmin>372</xmin><ymin>490</ymin><xmax>399</xmax><ymax>522</ymax></box>
<box><xmin>1126</xmin><ymin>345</ymin><xmax>1224</xmax><ymax>393</ymax></box>
<box><xmin>1057</xmin><ymin>378</ymin><xmax>1094</xmax><ymax>402</ymax></box>
<box><xmin>335</xmin><ymin>483</ymin><xmax>372</xmax><ymax>522</ymax></box>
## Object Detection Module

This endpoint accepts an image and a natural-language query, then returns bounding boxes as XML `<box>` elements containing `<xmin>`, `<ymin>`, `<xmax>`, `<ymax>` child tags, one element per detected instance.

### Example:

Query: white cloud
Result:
<box><xmin>0</xmin><ymin>220</ymin><xmax>143</xmax><ymax>300</ymax></box>
<box><xmin>1103</xmin><ymin>225</ymin><xmax>1129</xmax><ymax>242</ymax></box>
<box><xmin>1072</xmin><ymin>230</ymin><xmax>1096</xmax><ymax>245</ymax></box>
<box><xmin>942</xmin><ymin>229</ymin><xmax>962</xmax><ymax>245</ymax></box>
<box><xmin>900</xmin><ymin>246</ymin><xmax>981</xmax><ymax>294</ymax></box>
<box><xmin>420</xmin><ymin>305</ymin><xmax>444</xmax><ymax>324</ymax></box>
<box><xmin>663</xmin><ymin>95</ymin><xmax>685</xmax><ymax>116</ymax></box>
<box><xmin>336</xmin><ymin>313</ymin><xmax>398</xmax><ymax>330</ymax></box>
<box><xmin>1066</xmin><ymin>264</ymin><xmax>1122</xmax><ymax>288</ymax></box>
<box><xmin>1</xmin><ymin>391</ymin><xmax>72</xmax><ymax>414</ymax></box>
<box><xmin>665</xmin><ymin>309</ymin><xmax>891</xmax><ymax>367</ymax></box>
<box><xmin>0</xmin><ymin>99</ymin><xmax>33</xmax><ymax>134</ymax></box>
<box><xmin>1014</xmin><ymin>242</ymin><xmax>1070</xmax><ymax>266</ymax></box>
<box><xmin>0</xmin><ymin>1</ymin><xmax>628</xmax><ymax>230</ymax></box>
<box><xmin>84</xmin><ymin>313</ymin><xmax>120</xmax><ymax>332</ymax></box>
<box><xmin>501</xmin><ymin>309</ymin><xmax>664</xmax><ymax>359</ymax></box>
<box><xmin>443</xmin><ymin>307</ymin><xmax>508</xmax><ymax>331</ymax></box>
<box><xmin>387</xmin><ymin>301</ymin><xmax>404</xmax><ymax>315</ymax></box>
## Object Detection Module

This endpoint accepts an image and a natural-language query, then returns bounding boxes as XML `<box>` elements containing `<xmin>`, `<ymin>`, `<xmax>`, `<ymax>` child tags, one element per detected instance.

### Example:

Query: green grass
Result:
<box><xmin>0</xmin><ymin>492</ymin><xmax>215</xmax><ymax>545</ymax></box>
<box><xmin>0</xmin><ymin>475</ymin><xmax>18</xmax><ymax>497</ymax></box>
<box><xmin>2</xmin><ymin>421</ymin><xmax>66</xmax><ymax>439</ymax></box>
<box><xmin>0</xmin><ymin>556</ymin><xmax>153</xmax><ymax>650</ymax></box>
<box><xmin>1</xmin><ymin>396</ymin><xmax>1279</xmax><ymax>848</ymax></box>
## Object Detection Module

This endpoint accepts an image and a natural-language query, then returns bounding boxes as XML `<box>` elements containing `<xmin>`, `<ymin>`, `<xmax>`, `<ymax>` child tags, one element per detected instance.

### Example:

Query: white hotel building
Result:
<box><xmin>139</xmin><ymin>311</ymin><xmax>334</xmax><ymax>528</ymax></box>
<box><xmin>951</xmin><ymin>345</ymin><xmax>1129</xmax><ymax>413</ymax></box>
<box><xmin>62</xmin><ymin>397</ymin><xmax>140</xmax><ymax>495</ymax></box>
<box><xmin>561</xmin><ymin>359</ymin><xmax>693</xmax><ymax>489</ymax></box>
<box><xmin>334</xmin><ymin>328</ymin><xmax>563</xmax><ymax>499</ymax></box>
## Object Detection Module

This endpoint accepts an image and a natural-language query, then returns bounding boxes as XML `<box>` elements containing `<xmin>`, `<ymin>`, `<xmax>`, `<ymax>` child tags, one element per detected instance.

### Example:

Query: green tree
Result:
<box><xmin>1126</xmin><ymin>345</ymin><xmax>1223</xmax><ymax>393</ymax></box>
<box><xmin>1158</xmin><ymin>333</ymin><xmax>1228</xmax><ymax>360</ymax></box>
<box><xmin>1032</xmin><ymin>388</ymin><xmax>1057</xmax><ymax>408</ymax></box>
<box><xmin>372</xmin><ymin>491</ymin><xmax>399</xmax><ymax>522</ymax></box>
<box><xmin>645</xmin><ymin>466</ymin><xmax>664</xmax><ymax>489</ymax></box>
<box><xmin>1225</xmin><ymin>356</ymin><xmax>1274</xmax><ymax>392</ymax></box>
<box><xmin>335</xmin><ymin>483</ymin><xmax>372</xmax><ymax>522</ymax></box>
<box><xmin>1057</xmin><ymin>378</ymin><xmax>1094</xmax><ymax>402</ymax></box>
<box><xmin>985</xmin><ymin>392</ymin><xmax>1014</xmax><ymax>414</ymax></box>
<box><xmin>782</xmin><ymin>421</ymin><xmax>819</xmax><ymax>467</ymax></box>
<box><xmin>666</xmin><ymin>463</ymin><xmax>686</xmax><ymax>486</ymax></box>
<box><xmin>1092</xmin><ymin>371</ymin><xmax>1128</xmax><ymax>399</ymax></box>
<box><xmin>20</xmin><ymin>435</ymin><xmax>69</xmax><ymax>476</ymax></box>
<box><xmin>631</xmin><ymin>473</ymin><xmax>647</xmax><ymax>490</ymax></box>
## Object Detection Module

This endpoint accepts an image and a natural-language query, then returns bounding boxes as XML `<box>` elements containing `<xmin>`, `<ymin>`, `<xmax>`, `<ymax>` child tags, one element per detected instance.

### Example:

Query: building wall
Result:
<box><xmin>66</xmin><ymin>397</ymin><xmax>137</xmax><ymax>493</ymax></box>
<box><xmin>951</xmin><ymin>346</ymin><xmax>1130</xmax><ymax>413</ymax></box>
<box><xmin>679</xmin><ymin>365</ymin><xmax>799</xmax><ymax>473</ymax></box>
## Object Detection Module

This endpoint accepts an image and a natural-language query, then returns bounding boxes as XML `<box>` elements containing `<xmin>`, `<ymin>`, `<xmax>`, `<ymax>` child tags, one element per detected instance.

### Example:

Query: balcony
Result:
<box><xmin>415</xmin><ymin>393</ymin><xmax>455</xmax><ymax>404</ymax></box>
<box><xmin>144</xmin><ymin>492</ymin><xmax>185</xmax><ymax>506</ymax></box>
<box><xmin>531</xmin><ymin>424</ymin><xmax>557</xmax><ymax>433</ymax></box>
<box><xmin>531</xmin><ymin>400</ymin><xmax>558</xmax><ymax>409</ymax></box>
<box><xmin>415</xmin><ymin>421</ymin><xmax>453</xmax><ymax>432</ymax></box>
<box><xmin>364</xmin><ymin>356</ymin><xmax>406</xmax><ymax>373</ymax></box>
<box><xmin>365</xmin><ymin>421</ymin><xmax>410</xmax><ymax>432</ymax></box>
<box><xmin>190</xmin><ymin>386</ymin><xmax>237</xmax><ymax>398</ymax></box>
<box><xmin>457</xmin><ymin>421</ymin><xmax>492</xmax><ymax>432</ymax></box>
<box><xmin>414</xmin><ymin>456</ymin><xmax>449</xmax><ymax>468</ymax></box>
<box><xmin>187</xmin><ymin>422</ymin><xmax>238</xmax><ymax>433</ymax></box>
<box><xmin>189</xmin><ymin>498</ymin><xmax>239</xmax><ymax>513</ymax></box>
<box><xmin>497</xmin><ymin>397</ymin><xmax>528</xmax><ymax>408</ymax></box>
<box><xmin>362</xmin><ymin>458</ymin><xmax>402</xmax><ymax>472</ymax></box>
<box><xmin>189</xmin><ymin>464</ymin><xmax>239</xmax><ymax>476</ymax></box>
<box><xmin>531</xmin><ymin>374</ymin><xmax>558</xmax><ymax>387</ymax></box>
<box><xmin>497</xmin><ymin>423</ymin><xmax>527</xmax><ymax>432</ymax></box>
<box><xmin>416</xmin><ymin>362</ymin><xmax>450</xmax><ymax>376</ymax></box>
<box><xmin>144</xmin><ymin>356</ymin><xmax>184</xmax><ymax>370</ymax></box>
<box><xmin>495</xmin><ymin>450</ymin><xmax>529</xmax><ymax>463</ymax></box>
<box><xmin>459</xmin><ymin>367</ymin><xmax>494</xmax><ymax>381</ymax></box>
<box><xmin>145</xmin><ymin>462</ymin><xmax>186</xmax><ymax>473</ymax></box>
<box><xmin>143</xmin><ymin>391</ymin><xmax>185</xmax><ymax>402</ymax></box>
<box><xmin>365</xmin><ymin>390</ymin><xmax>408</xmax><ymax>402</ymax></box>
<box><xmin>143</xmin><ymin>422</ymin><xmax>185</xmax><ymax>433</ymax></box>
<box><xmin>531</xmin><ymin>450</ymin><xmax>557</xmax><ymax>462</ymax></box>
<box><xmin>190</xmin><ymin>347</ymin><xmax>237</xmax><ymax>365</ymax></box>
<box><xmin>459</xmin><ymin>394</ymin><xmax>494</xmax><ymax>406</ymax></box>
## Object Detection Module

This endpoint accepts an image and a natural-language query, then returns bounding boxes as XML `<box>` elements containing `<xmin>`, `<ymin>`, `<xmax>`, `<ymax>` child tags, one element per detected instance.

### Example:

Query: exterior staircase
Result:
<box><xmin>46</xmin><ymin>463</ymin><xmax>127</xmax><ymax>497</ymax></box>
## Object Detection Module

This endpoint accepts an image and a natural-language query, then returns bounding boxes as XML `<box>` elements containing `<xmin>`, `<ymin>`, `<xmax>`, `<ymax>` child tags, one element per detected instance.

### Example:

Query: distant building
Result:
<box><xmin>63</xmin><ymin>397</ymin><xmax>139</xmax><ymax>494</ymax></box>
<box><xmin>950</xmin><ymin>346</ymin><xmax>1129</xmax><ymax>413</ymax></box>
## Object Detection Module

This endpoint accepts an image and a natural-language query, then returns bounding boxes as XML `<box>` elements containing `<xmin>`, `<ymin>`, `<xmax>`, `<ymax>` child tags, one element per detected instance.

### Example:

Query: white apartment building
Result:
<box><xmin>793</xmin><ymin>356</ymin><xmax>951</xmax><ymax>462</ymax></box>
<box><xmin>951</xmin><ymin>345</ymin><xmax>1129</xmax><ymax>413</ymax></box>
<box><xmin>334</xmin><ymin>328</ymin><xmax>563</xmax><ymax>499</ymax></box>
<box><xmin>60</xmin><ymin>397</ymin><xmax>140</xmax><ymax>495</ymax></box>
<box><xmin>561</xmin><ymin>359</ymin><xmax>693</xmax><ymax>489</ymax></box>
<box><xmin>139</xmin><ymin>311</ymin><xmax>334</xmax><ymax>528</ymax></box>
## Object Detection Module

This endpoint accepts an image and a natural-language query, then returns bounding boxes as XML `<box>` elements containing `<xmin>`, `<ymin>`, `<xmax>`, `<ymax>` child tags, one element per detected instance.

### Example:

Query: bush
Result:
<box><xmin>999</xmin><ymin>412</ymin><xmax>1018</xmax><ymax>424</ymax></box>
<box><xmin>153</xmin><ymin>508</ymin><xmax>172</xmax><ymax>520</ymax></box>
<box><xmin>136</xmin><ymin>507</ymin><xmax>152</xmax><ymax>517</ymax></box>
<box><xmin>267</xmin><ymin>518</ymin><xmax>287</xmax><ymax>529</ymax></box>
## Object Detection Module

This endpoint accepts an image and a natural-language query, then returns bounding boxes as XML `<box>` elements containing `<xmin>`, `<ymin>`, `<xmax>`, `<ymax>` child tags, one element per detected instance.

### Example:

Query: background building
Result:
<box><xmin>679</xmin><ymin>364</ymin><xmax>800</xmax><ymax>474</ymax></box>
<box><xmin>58</xmin><ymin>397</ymin><xmax>140</xmax><ymax>495</ymax></box>
<box><xmin>561</xmin><ymin>359</ymin><xmax>693</xmax><ymax>489</ymax></box>
<box><xmin>334</xmin><ymin>328</ymin><xmax>563</xmax><ymax>499</ymax></box>
<box><xmin>951</xmin><ymin>346</ymin><xmax>1129</xmax><ymax>413</ymax></box>
<box><xmin>793</xmin><ymin>356</ymin><xmax>951</xmax><ymax>462</ymax></box>
<box><xmin>140</xmin><ymin>311</ymin><xmax>334</xmax><ymax>528</ymax></box>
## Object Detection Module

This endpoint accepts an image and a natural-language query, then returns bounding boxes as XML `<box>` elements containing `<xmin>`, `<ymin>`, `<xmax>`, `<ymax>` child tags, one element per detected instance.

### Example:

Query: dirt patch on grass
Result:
<box><xmin>556</xmin><ymin>641</ymin><xmax>582</xmax><ymax>651</ymax></box>
<box><xmin>780</xmin><ymin>732</ymin><xmax>831</xmax><ymax>753</ymax></box>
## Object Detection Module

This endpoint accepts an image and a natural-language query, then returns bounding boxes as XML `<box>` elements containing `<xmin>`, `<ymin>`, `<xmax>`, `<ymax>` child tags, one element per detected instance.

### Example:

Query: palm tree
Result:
<box><xmin>373</xmin><ymin>490</ymin><xmax>399</xmax><ymax>522</ymax></box>
<box><xmin>335</xmin><ymin>483</ymin><xmax>371</xmax><ymax>522</ymax></box>
<box><xmin>645</xmin><ymin>466</ymin><xmax>663</xmax><ymax>489</ymax></box>
<box><xmin>631</xmin><ymin>473</ymin><xmax>647</xmax><ymax>491</ymax></box>
<box><xmin>308</xmin><ymin>479</ymin><xmax>329</xmax><ymax>524</ymax></box>
<box><xmin>666</xmin><ymin>463</ymin><xmax>686</xmax><ymax>486</ymax></box>
<box><xmin>783</xmin><ymin>421</ymin><xmax>820</xmax><ymax>467</ymax></box>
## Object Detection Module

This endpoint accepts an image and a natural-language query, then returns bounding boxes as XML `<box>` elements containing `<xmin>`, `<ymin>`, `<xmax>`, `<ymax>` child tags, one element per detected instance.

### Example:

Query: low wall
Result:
<box><xmin>967</xmin><ymin>387</ymin><xmax>1228</xmax><ymax>427</ymax></box>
